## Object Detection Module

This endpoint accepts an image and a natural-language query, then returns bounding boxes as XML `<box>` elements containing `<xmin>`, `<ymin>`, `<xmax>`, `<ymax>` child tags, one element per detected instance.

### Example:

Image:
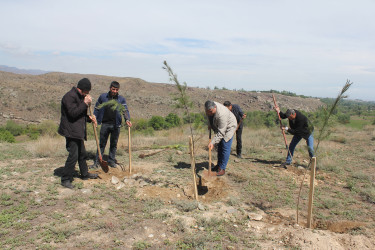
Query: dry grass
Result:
<box><xmin>26</xmin><ymin>136</ymin><xmax>66</xmax><ymax>157</ymax></box>
<box><xmin>117</xmin><ymin>126</ymin><xmax>199</xmax><ymax>150</ymax></box>
<box><xmin>1</xmin><ymin>123</ymin><xmax>374</xmax><ymax>249</ymax></box>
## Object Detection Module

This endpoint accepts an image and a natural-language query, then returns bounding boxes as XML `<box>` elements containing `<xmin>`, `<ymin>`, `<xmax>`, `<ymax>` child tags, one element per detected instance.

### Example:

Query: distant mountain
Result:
<box><xmin>0</xmin><ymin>65</ymin><xmax>50</xmax><ymax>75</ymax></box>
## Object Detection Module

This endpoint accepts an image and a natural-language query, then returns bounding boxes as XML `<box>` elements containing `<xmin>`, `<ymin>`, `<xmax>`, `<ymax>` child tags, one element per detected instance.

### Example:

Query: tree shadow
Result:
<box><xmin>174</xmin><ymin>161</ymin><xmax>191</xmax><ymax>169</ymax></box>
<box><xmin>173</xmin><ymin>162</ymin><xmax>211</xmax><ymax>196</ymax></box>
<box><xmin>251</xmin><ymin>158</ymin><xmax>281</xmax><ymax>165</ymax></box>
<box><xmin>174</xmin><ymin>161</ymin><xmax>212</xmax><ymax>173</ymax></box>
<box><xmin>197</xmin><ymin>176</ymin><xmax>208</xmax><ymax>195</ymax></box>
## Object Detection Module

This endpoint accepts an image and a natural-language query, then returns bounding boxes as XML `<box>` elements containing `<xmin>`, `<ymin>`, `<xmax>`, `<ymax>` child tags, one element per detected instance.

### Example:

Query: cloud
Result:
<box><xmin>0</xmin><ymin>0</ymin><xmax>374</xmax><ymax>100</ymax></box>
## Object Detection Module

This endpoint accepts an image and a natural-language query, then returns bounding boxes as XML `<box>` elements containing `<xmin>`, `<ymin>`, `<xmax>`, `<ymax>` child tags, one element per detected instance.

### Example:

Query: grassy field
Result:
<box><xmin>0</xmin><ymin>124</ymin><xmax>374</xmax><ymax>249</ymax></box>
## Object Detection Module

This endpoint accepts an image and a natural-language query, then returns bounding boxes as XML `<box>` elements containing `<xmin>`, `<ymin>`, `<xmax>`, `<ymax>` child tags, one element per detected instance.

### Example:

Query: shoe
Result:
<box><xmin>61</xmin><ymin>180</ymin><xmax>75</xmax><ymax>189</ymax></box>
<box><xmin>109</xmin><ymin>162</ymin><xmax>116</xmax><ymax>168</ymax></box>
<box><xmin>211</xmin><ymin>165</ymin><xmax>219</xmax><ymax>172</ymax></box>
<box><xmin>90</xmin><ymin>162</ymin><xmax>99</xmax><ymax>169</ymax></box>
<box><xmin>81</xmin><ymin>172</ymin><xmax>99</xmax><ymax>180</ymax></box>
<box><xmin>216</xmin><ymin>169</ymin><xmax>225</xmax><ymax>176</ymax></box>
<box><xmin>236</xmin><ymin>154</ymin><xmax>242</xmax><ymax>159</ymax></box>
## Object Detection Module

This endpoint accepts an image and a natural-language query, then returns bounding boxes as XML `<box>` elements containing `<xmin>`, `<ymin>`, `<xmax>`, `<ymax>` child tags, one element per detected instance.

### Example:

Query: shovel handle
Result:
<box><xmin>272</xmin><ymin>94</ymin><xmax>288</xmax><ymax>149</ymax></box>
<box><xmin>88</xmin><ymin>105</ymin><xmax>103</xmax><ymax>161</ymax></box>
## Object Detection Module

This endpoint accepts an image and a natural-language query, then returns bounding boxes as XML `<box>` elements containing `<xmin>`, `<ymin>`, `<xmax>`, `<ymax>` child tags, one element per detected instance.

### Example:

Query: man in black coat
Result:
<box><xmin>275</xmin><ymin>107</ymin><xmax>315</xmax><ymax>166</ymax></box>
<box><xmin>223</xmin><ymin>101</ymin><xmax>247</xmax><ymax>158</ymax></box>
<box><xmin>58</xmin><ymin>78</ymin><xmax>98</xmax><ymax>189</ymax></box>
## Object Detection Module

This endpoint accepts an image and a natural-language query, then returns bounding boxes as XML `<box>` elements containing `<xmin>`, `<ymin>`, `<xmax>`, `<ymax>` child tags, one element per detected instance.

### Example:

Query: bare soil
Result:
<box><xmin>1</xmin><ymin>126</ymin><xmax>374</xmax><ymax>249</ymax></box>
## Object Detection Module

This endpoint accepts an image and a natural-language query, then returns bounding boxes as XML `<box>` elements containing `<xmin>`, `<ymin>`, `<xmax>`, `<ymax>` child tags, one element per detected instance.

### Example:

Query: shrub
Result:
<box><xmin>0</xmin><ymin>129</ymin><xmax>15</xmax><ymax>143</ymax></box>
<box><xmin>5</xmin><ymin>120</ymin><xmax>24</xmax><ymax>136</ymax></box>
<box><xmin>184</xmin><ymin>112</ymin><xmax>205</xmax><ymax>125</ymax></box>
<box><xmin>133</xmin><ymin>118</ymin><xmax>150</xmax><ymax>131</ymax></box>
<box><xmin>165</xmin><ymin>113</ymin><xmax>181</xmax><ymax>128</ymax></box>
<box><xmin>264</xmin><ymin>111</ymin><xmax>278</xmax><ymax>128</ymax></box>
<box><xmin>25</xmin><ymin>124</ymin><xmax>41</xmax><ymax>139</ymax></box>
<box><xmin>149</xmin><ymin>116</ymin><xmax>167</xmax><ymax>130</ymax></box>
<box><xmin>37</xmin><ymin>120</ymin><xmax>59</xmax><ymax>137</ymax></box>
<box><xmin>337</xmin><ymin>113</ymin><xmax>350</xmax><ymax>124</ymax></box>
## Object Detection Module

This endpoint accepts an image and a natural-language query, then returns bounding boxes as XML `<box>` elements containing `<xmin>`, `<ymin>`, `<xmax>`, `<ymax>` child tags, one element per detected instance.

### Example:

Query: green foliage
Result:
<box><xmin>348</xmin><ymin>118</ymin><xmax>371</xmax><ymax>129</ymax></box>
<box><xmin>149</xmin><ymin>116</ymin><xmax>167</xmax><ymax>130</ymax></box>
<box><xmin>242</xmin><ymin>111</ymin><xmax>278</xmax><ymax>128</ymax></box>
<box><xmin>163</xmin><ymin>62</ymin><xmax>193</xmax><ymax>112</ymax></box>
<box><xmin>320</xmin><ymin>98</ymin><xmax>375</xmax><ymax>117</ymax></box>
<box><xmin>0</xmin><ymin>129</ymin><xmax>15</xmax><ymax>143</ymax></box>
<box><xmin>97</xmin><ymin>99</ymin><xmax>124</xmax><ymax>112</ymax></box>
<box><xmin>5</xmin><ymin>120</ymin><xmax>24</xmax><ymax>136</ymax></box>
<box><xmin>133</xmin><ymin>241</ymin><xmax>152</xmax><ymax>250</ymax></box>
<box><xmin>163</xmin><ymin>60</ymin><xmax>197</xmax><ymax>148</ymax></box>
<box><xmin>315</xmin><ymin>80</ymin><xmax>353</xmax><ymax>150</ymax></box>
<box><xmin>133</xmin><ymin>118</ymin><xmax>150</xmax><ymax>131</ymax></box>
<box><xmin>96</xmin><ymin>99</ymin><xmax>129</xmax><ymax>120</ymax></box>
<box><xmin>37</xmin><ymin>120</ymin><xmax>59</xmax><ymax>137</ymax></box>
<box><xmin>165</xmin><ymin>113</ymin><xmax>181</xmax><ymax>127</ymax></box>
<box><xmin>0</xmin><ymin>120</ymin><xmax>60</xmax><ymax>141</ymax></box>
<box><xmin>337</xmin><ymin>113</ymin><xmax>350</xmax><ymax>124</ymax></box>
<box><xmin>183</xmin><ymin>112</ymin><xmax>205</xmax><ymax>124</ymax></box>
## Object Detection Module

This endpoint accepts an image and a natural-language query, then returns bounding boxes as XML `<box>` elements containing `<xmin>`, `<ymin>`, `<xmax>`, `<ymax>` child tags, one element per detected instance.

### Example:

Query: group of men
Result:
<box><xmin>58</xmin><ymin>78</ymin><xmax>131</xmax><ymax>189</ymax></box>
<box><xmin>58</xmin><ymin>78</ymin><xmax>315</xmax><ymax>188</ymax></box>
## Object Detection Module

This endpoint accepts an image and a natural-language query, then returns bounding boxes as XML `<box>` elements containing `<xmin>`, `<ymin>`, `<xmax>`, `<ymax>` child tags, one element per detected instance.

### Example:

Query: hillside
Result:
<box><xmin>0</xmin><ymin>71</ymin><xmax>324</xmax><ymax>125</ymax></box>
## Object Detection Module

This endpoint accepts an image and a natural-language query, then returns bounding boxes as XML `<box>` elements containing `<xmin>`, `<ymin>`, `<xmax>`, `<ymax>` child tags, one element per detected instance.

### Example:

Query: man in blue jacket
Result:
<box><xmin>223</xmin><ymin>101</ymin><xmax>246</xmax><ymax>158</ymax></box>
<box><xmin>91</xmin><ymin>81</ymin><xmax>132</xmax><ymax>168</ymax></box>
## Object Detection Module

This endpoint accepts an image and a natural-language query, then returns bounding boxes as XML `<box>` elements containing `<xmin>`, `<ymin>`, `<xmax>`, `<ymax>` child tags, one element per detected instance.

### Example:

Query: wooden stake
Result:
<box><xmin>189</xmin><ymin>136</ymin><xmax>199</xmax><ymax>201</ymax></box>
<box><xmin>128</xmin><ymin>126</ymin><xmax>132</xmax><ymax>174</ymax></box>
<box><xmin>307</xmin><ymin>157</ymin><xmax>317</xmax><ymax>228</ymax></box>
<box><xmin>208</xmin><ymin>129</ymin><xmax>212</xmax><ymax>175</ymax></box>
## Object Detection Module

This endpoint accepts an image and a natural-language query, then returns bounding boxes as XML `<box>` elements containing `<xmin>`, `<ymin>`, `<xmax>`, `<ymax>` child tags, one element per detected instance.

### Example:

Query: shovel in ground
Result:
<box><xmin>88</xmin><ymin>105</ymin><xmax>109</xmax><ymax>173</ymax></box>
<box><xmin>202</xmin><ymin>129</ymin><xmax>217</xmax><ymax>179</ymax></box>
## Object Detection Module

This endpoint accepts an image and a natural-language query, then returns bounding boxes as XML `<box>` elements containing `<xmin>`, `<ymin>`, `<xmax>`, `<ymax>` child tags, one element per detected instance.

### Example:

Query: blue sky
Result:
<box><xmin>1</xmin><ymin>0</ymin><xmax>374</xmax><ymax>101</ymax></box>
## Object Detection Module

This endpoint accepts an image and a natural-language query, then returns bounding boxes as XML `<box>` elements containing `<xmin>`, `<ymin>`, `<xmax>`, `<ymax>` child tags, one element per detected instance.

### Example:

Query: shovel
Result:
<box><xmin>272</xmin><ymin>94</ymin><xmax>288</xmax><ymax>149</ymax></box>
<box><xmin>88</xmin><ymin>105</ymin><xmax>109</xmax><ymax>173</ymax></box>
<box><xmin>202</xmin><ymin>129</ymin><xmax>217</xmax><ymax>179</ymax></box>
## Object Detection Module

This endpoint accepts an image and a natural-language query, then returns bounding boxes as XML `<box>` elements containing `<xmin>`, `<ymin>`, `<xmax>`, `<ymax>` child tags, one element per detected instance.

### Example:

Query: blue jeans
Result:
<box><xmin>96</xmin><ymin>123</ymin><xmax>120</xmax><ymax>165</ymax></box>
<box><xmin>286</xmin><ymin>133</ymin><xmax>314</xmax><ymax>164</ymax></box>
<box><xmin>217</xmin><ymin>137</ymin><xmax>234</xmax><ymax>170</ymax></box>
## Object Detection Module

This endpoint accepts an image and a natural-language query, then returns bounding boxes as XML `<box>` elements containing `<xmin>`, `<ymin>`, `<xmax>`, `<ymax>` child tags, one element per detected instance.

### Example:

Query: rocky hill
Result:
<box><xmin>0</xmin><ymin>71</ymin><xmax>324</xmax><ymax>125</ymax></box>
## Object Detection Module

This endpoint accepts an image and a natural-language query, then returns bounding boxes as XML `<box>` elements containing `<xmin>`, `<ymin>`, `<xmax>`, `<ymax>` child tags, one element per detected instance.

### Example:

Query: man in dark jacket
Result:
<box><xmin>223</xmin><ymin>101</ymin><xmax>246</xmax><ymax>158</ymax></box>
<box><xmin>275</xmin><ymin>107</ymin><xmax>314</xmax><ymax>166</ymax></box>
<box><xmin>58</xmin><ymin>78</ymin><xmax>98</xmax><ymax>189</ymax></box>
<box><xmin>91</xmin><ymin>81</ymin><xmax>132</xmax><ymax>168</ymax></box>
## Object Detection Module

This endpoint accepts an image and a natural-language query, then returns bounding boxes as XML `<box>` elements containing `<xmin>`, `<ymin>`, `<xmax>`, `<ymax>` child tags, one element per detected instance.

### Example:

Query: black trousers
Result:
<box><xmin>62</xmin><ymin>137</ymin><xmax>88</xmax><ymax>181</ymax></box>
<box><xmin>236</xmin><ymin>126</ymin><xmax>243</xmax><ymax>155</ymax></box>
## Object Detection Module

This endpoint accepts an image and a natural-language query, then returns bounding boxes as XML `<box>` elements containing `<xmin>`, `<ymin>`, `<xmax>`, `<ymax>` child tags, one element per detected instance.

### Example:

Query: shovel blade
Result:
<box><xmin>99</xmin><ymin>159</ymin><xmax>109</xmax><ymax>173</ymax></box>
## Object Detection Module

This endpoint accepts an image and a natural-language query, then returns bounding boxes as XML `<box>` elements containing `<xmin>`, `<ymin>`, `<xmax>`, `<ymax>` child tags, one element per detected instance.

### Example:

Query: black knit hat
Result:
<box><xmin>77</xmin><ymin>78</ymin><xmax>92</xmax><ymax>91</ymax></box>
